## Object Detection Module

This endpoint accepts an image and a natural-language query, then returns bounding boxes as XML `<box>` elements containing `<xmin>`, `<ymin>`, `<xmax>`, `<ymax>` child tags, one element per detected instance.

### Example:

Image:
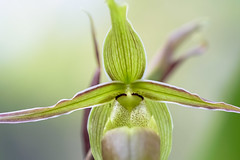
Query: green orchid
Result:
<box><xmin>1</xmin><ymin>0</ymin><xmax>240</xmax><ymax>160</ymax></box>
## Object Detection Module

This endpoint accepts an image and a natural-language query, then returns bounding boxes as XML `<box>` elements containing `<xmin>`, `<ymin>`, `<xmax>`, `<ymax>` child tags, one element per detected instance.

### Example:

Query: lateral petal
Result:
<box><xmin>0</xmin><ymin>82</ymin><xmax>125</xmax><ymax>123</ymax></box>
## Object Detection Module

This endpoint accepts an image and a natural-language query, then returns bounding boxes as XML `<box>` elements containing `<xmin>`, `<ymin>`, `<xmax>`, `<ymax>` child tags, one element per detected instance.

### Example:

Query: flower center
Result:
<box><xmin>116</xmin><ymin>93</ymin><xmax>143</xmax><ymax>111</ymax></box>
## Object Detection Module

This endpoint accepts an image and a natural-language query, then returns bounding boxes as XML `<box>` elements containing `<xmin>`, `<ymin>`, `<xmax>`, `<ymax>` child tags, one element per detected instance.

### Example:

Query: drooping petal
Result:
<box><xmin>103</xmin><ymin>0</ymin><xmax>146</xmax><ymax>83</ymax></box>
<box><xmin>147</xmin><ymin>21</ymin><xmax>207</xmax><ymax>82</ymax></box>
<box><xmin>145</xmin><ymin>98</ymin><xmax>173</xmax><ymax>160</ymax></box>
<box><xmin>88</xmin><ymin>102</ymin><xmax>114</xmax><ymax>160</ymax></box>
<box><xmin>0</xmin><ymin>82</ymin><xmax>126</xmax><ymax>123</ymax></box>
<box><xmin>84</xmin><ymin>11</ymin><xmax>101</xmax><ymax>69</ymax></box>
<box><xmin>82</xmin><ymin>11</ymin><xmax>101</xmax><ymax>155</ymax></box>
<box><xmin>131</xmin><ymin>80</ymin><xmax>240</xmax><ymax>113</ymax></box>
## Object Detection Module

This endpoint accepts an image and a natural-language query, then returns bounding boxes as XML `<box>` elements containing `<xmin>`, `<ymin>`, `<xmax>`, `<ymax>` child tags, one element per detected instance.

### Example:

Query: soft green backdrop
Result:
<box><xmin>0</xmin><ymin>0</ymin><xmax>239</xmax><ymax>159</ymax></box>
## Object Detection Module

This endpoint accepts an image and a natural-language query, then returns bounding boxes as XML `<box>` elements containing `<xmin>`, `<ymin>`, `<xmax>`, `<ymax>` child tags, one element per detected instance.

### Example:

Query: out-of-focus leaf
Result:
<box><xmin>131</xmin><ymin>80</ymin><xmax>240</xmax><ymax>113</ymax></box>
<box><xmin>145</xmin><ymin>99</ymin><xmax>173</xmax><ymax>160</ymax></box>
<box><xmin>103</xmin><ymin>0</ymin><xmax>146</xmax><ymax>83</ymax></box>
<box><xmin>0</xmin><ymin>82</ymin><xmax>125</xmax><ymax>123</ymax></box>
<box><xmin>192</xmin><ymin>62</ymin><xmax>240</xmax><ymax>160</ymax></box>
<box><xmin>88</xmin><ymin>102</ymin><xmax>114</xmax><ymax>160</ymax></box>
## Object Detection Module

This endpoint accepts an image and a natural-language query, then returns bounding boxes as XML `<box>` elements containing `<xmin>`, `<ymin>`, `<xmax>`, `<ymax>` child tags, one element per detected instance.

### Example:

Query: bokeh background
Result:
<box><xmin>0</xmin><ymin>0</ymin><xmax>240</xmax><ymax>159</ymax></box>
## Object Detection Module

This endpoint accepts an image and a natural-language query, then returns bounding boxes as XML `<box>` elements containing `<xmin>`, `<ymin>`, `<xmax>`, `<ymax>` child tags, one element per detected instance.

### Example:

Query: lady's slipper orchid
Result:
<box><xmin>1</xmin><ymin>0</ymin><xmax>239</xmax><ymax>160</ymax></box>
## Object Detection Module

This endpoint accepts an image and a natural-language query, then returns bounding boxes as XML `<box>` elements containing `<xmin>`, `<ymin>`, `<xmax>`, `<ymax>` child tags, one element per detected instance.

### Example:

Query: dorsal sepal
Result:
<box><xmin>103</xmin><ymin>0</ymin><xmax>147</xmax><ymax>83</ymax></box>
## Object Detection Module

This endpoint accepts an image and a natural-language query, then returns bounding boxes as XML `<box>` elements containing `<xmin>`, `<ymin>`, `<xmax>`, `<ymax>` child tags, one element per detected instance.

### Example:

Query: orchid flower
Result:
<box><xmin>1</xmin><ymin>0</ymin><xmax>240</xmax><ymax>160</ymax></box>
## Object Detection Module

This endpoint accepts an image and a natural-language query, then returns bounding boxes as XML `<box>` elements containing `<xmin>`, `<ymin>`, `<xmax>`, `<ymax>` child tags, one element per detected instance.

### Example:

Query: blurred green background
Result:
<box><xmin>0</xmin><ymin>0</ymin><xmax>239</xmax><ymax>159</ymax></box>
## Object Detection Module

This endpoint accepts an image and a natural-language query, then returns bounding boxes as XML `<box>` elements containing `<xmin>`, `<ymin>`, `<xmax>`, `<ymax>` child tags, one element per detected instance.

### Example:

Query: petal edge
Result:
<box><xmin>131</xmin><ymin>80</ymin><xmax>240</xmax><ymax>113</ymax></box>
<box><xmin>0</xmin><ymin>82</ymin><xmax>126</xmax><ymax>123</ymax></box>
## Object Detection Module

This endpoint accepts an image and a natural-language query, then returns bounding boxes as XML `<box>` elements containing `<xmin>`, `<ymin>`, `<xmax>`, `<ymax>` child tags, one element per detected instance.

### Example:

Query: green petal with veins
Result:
<box><xmin>0</xmin><ymin>82</ymin><xmax>125</xmax><ymax>123</ymax></box>
<box><xmin>88</xmin><ymin>102</ymin><xmax>114</xmax><ymax>160</ymax></box>
<box><xmin>131</xmin><ymin>80</ymin><xmax>240</xmax><ymax>113</ymax></box>
<box><xmin>103</xmin><ymin>0</ymin><xmax>146</xmax><ymax>83</ymax></box>
<box><xmin>145</xmin><ymin>99</ymin><xmax>173</xmax><ymax>160</ymax></box>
